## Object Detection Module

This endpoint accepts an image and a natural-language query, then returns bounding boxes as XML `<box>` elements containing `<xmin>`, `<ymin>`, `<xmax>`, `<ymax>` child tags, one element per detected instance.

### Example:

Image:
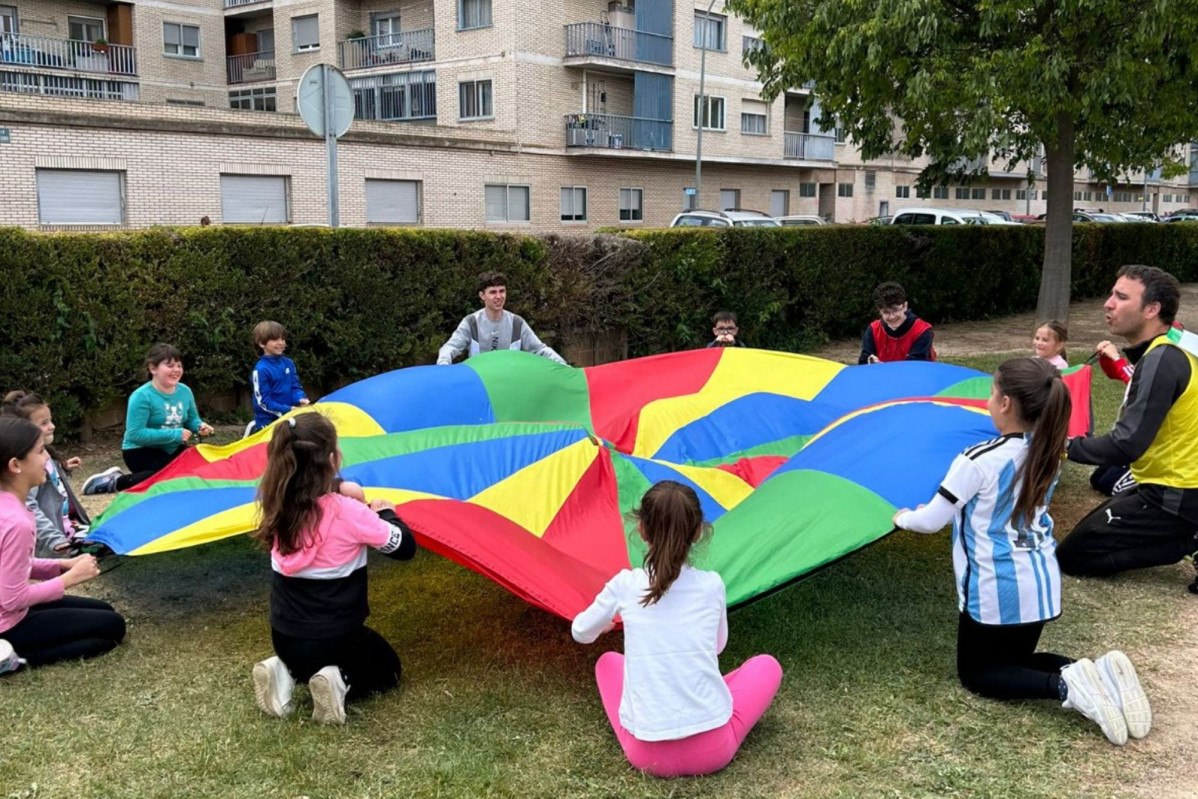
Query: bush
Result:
<box><xmin>2</xmin><ymin>223</ymin><xmax>1196</xmax><ymax>436</ymax></box>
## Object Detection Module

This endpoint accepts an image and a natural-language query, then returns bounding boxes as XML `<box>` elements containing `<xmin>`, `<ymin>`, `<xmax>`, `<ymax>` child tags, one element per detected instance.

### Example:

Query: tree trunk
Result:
<box><xmin>1037</xmin><ymin>113</ymin><xmax>1075</xmax><ymax>322</ymax></box>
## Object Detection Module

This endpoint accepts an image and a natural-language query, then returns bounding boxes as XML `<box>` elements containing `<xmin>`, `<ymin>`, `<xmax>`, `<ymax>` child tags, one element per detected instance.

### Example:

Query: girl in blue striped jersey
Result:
<box><xmin>893</xmin><ymin>357</ymin><xmax>1151</xmax><ymax>745</ymax></box>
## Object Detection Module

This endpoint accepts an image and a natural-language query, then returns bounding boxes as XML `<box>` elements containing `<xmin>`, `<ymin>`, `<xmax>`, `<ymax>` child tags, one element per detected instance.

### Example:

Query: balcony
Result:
<box><xmin>0</xmin><ymin>33</ymin><xmax>136</xmax><ymax>76</ymax></box>
<box><xmin>227</xmin><ymin>50</ymin><xmax>275</xmax><ymax>84</ymax></box>
<box><xmin>783</xmin><ymin>131</ymin><xmax>835</xmax><ymax>161</ymax></box>
<box><xmin>564</xmin><ymin>23</ymin><xmax>672</xmax><ymax>69</ymax></box>
<box><xmin>565</xmin><ymin>113</ymin><xmax>672</xmax><ymax>152</ymax></box>
<box><xmin>339</xmin><ymin>30</ymin><xmax>434</xmax><ymax>71</ymax></box>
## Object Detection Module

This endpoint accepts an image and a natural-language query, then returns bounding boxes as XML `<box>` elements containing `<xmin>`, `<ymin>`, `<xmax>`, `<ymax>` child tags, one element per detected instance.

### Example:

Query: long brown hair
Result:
<box><xmin>633</xmin><ymin>480</ymin><xmax>708</xmax><ymax>606</ymax></box>
<box><xmin>253</xmin><ymin>413</ymin><xmax>339</xmax><ymax>556</ymax></box>
<box><xmin>994</xmin><ymin>357</ymin><xmax>1071</xmax><ymax>528</ymax></box>
<box><xmin>0</xmin><ymin>417</ymin><xmax>42</xmax><ymax>487</ymax></box>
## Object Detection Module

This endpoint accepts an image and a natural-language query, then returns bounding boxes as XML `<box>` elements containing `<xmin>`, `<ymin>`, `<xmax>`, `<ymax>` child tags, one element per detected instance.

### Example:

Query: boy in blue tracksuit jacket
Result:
<box><xmin>250</xmin><ymin>321</ymin><xmax>309</xmax><ymax>433</ymax></box>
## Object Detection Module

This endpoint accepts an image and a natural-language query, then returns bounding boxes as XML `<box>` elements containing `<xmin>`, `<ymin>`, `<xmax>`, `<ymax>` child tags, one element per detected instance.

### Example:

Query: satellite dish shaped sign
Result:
<box><xmin>297</xmin><ymin>64</ymin><xmax>354</xmax><ymax>139</ymax></box>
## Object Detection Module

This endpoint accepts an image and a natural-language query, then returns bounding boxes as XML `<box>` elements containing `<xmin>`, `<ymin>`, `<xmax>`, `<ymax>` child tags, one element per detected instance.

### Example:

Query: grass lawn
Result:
<box><xmin>1</xmin><ymin>353</ymin><xmax>1190</xmax><ymax>799</ymax></box>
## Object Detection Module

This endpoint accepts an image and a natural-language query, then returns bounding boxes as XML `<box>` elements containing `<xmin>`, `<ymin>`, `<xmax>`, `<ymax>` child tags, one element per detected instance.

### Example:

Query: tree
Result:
<box><xmin>729</xmin><ymin>0</ymin><xmax>1198</xmax><ymax>320</ymax></box>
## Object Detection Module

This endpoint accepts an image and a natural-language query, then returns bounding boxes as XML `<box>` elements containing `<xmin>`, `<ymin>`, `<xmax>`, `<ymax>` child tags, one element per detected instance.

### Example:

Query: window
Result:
<box><xmin>167</xmin><ymin>98</ymin><xmax>204</xmax><ymax>106</ymax></box>
<box><xmin>1073</xmin><ymin>190</ymin><xmax>1083</xmax><ymax>201</ymax></box>
<box><xmin>229</xmin><ymin>87</ymin><xmax>276</xmax><ymax>111</ymax></box>
<box><xmin>991</xmin><ymin>188</ymin><xmax>1002</xmax><ymax>200</ymax></box>
<box><xmin>742</xmin><ymin>35</ymin><xmax>764</xmax><ymax>54</ymax></box>
<box><xmin>719</xmin><ymin>189</ymin><xmax>739</xmax><ymax>210</ymax></box>
<box><xmin>895</xmin><ymin>185</ymin><xmax>910</xmax><ymax>198</ymax></box>
<box><xmin>68</xmin><ymin>15</ymin><xmax>104</xmax><ymax>42</ymax></box>
<box><xmin>1084</xmin><ymin>191</ymin><xmax>1092</xmax><ymax>201</ymax></box>
<box><xmin>485</xmin><ymin>184</ymin><xmax>530</xmax><ymax>223</ymax></box>
<box><xmin>163</xmin><ymin>22</ymin><xmax>200</xmax><ymax>57</ymax></box>
<box><xmin>221</xmin><ymin>174</ymin><xmax>289</xmax><ymax>223</ymax></box>
<box><xmin>1016</xmin><ymin>188</ymin><xmax>1027</xmax><ymax>200</ymax></box>
<box><xmin>864</xmin><ymin>170</ymin><xmax>876</xmax><ymax>190</ymax></box>
<box><xmin>458</xmin><ymin>0</ymin><xmax>492</xmax><ymax>30</ymax></box>
<box><xmin>741</xmin><ymin>100</ymin><xmax>768</xmax><ymax>135</ymax></box>
<box><xmin>1</xmin><ymin>6</ymin><xmax>18</xmax><ymax>35</ymax></box>
<box><xmin>999</xmin><ymin>188</ymin><xmax>1011</xmax><ymax>200</ymax></box>
<box><xmin>916</xmin><ymin>185</ymin><xmax>929</xmax><ymax>199</ymax></box>
<box><xmin>694</xmin><ymin>12</ymin><xmax>725</xmax><ymax>50</ymax></box>
<box><xmin>770</xmin><ymin>189</ymin><xmax>789</xmax><ymax>217</ymax></box>
<box><xmin>365</xmin><ymin>179</ymin><xmax>421</xmax><ymax>225</ymax></box>
<box><xmin>373</xmin><ymin>13</ymin><xmax>401</xmax><ymax>46</ymax></box>
<box><xmin>933</xmin><ymin>186</ymin><xmax>949</xmax><ymax>199</ymax></box>
<box><xmin>459</xmin><ymin>79</ymin><xmax>493</xmax><ymax>119</ymax></box>
<box><xmin>36</xmin><ymin>169</ymin><xmax>124</xmax><ymax>225</ymax></box>
<box><xmin>351</xmin><ymin>70</ymin><xmax>437</xmax><ymax>121</ymax></box>
<box><xmin>560</xmin><ymin>186</ymin><xmax>587</xmax><ymax>222</ymax></box>
<box><xmin>693</xmin><ymin>95</ymin><xmax>725</xmax><ymax>130</ymax></box>
<box><xmin>955</xmin><ymin>187</ymin><xmax>970</xmax><ymax>200</ymax></box>
<box><xmin>834</xmin><ymin>126</ymin><xmax>847</xmax><ymax>144</ymax></box>
<box><xmin>971</xmin><ymin>187</ymin><xmax>985</xmax><ymax>200</ymax></box>
<box><xmin>837</xmin><ymin>182</ymin><xmax>853</xmax><ymax>197</ymax></box>
<box><xmin>292</xmin><ymin>15</ymin><xmax>319</xmax><ymax>52</ymax></box>
<box><xmin>1041</xmin><ymin>191</ymin><xmax>1047</xmax><ymax>200</ymax></box>
<box><xmin>799</xmin><ymin>182</ymin><xmax>817</xmax><ymax>198</ymax></box>
<box><xmin>620</xmin><ymin>187</ymin><xmax>644</xmax><ymax>221</ymax></box>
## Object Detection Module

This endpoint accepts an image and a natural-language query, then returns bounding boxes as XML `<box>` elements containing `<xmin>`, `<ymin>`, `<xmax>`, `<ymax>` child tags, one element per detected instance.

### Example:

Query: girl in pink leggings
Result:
<box><xmin>572</xmin><ymin>480</ymin><xmax>782</xmax><ymax>777</ymax></box>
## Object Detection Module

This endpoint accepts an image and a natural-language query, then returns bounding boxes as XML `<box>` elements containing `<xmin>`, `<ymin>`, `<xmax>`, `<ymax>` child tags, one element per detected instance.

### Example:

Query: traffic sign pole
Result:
<box><xmin>323</xmin><ymin>64</ymin><xmax>340</xmax><ymax>227</ymax></box>
<box><xmin>296</xmin><ymin>64</ymin><xmax>353</xmax><ymax>228</ymax></box>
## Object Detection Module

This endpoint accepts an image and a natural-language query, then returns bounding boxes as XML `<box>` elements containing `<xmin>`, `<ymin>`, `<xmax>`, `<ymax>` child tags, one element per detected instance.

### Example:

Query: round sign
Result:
<box><xmin>296</xmin><ymin>64</ymin><xmax>354</xmax><ymax>139</ymax></box>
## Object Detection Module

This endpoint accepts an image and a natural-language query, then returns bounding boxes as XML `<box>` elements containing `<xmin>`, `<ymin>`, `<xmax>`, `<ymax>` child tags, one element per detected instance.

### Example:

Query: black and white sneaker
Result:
<box><xmin>82</xmin><ymin>467</ymin><xmax>123</xmax><ymax>496</ymax></box>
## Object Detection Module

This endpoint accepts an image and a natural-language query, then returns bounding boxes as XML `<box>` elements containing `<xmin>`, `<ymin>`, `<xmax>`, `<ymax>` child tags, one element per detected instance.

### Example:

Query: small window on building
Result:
<box><xmin>895</xmin><ymin>185</ymin><xmax>910</xmax><ymax>198</ymax></box>
<box><xmin>1016</xmin><ymin>189</ymin><xmax>1027</xmax><ymax>200</ymax></box>
<box><xmin>694</xmin><ymin>12</ymin><xmax>726</xmax><ymax>50</ymax></box>
<box><xmin>741</xmin><ymin>100</ymin><xmax>768</xmax><ymax>135</ymax></box>
<box><xmin>619</xmin><ymin>187</ymin><xmax>644</xmax><ymax>221</ymax></box>
<box><xmin>770</xmin><ymin>189</ymin><xmax>789</xmax><ymax>217</ymax></box>
<box><xmin>36</xmin><ymin>169</ymin><xmax>124</xmax><ymax>225</ymax></box>
<box><xmin>991</xmin><ymin>188</ymin><xmax>1003</xmax><ymax>200</ymax></box>
<box><xmin>864</xmin><ymin>170</ymin><xmax>877</xmax><ymax>190</ymax></box>
<box><xmin>955</xmin><ymin>187</ymin><xmax>970</xmax><ymax>200</ymax></box>
<box><xmin>365</xmin><ymin>179</ymin><xmax>421</xmax><ymax>225</ymax></box>
<box><xmin>916</xmin><ymin>185</ymin><xmax>929</xmax><ymax>199</ymax></box>
<box><xmin>220</xmin><ymin>174</ymin><xmax>289</xmax><ymax>224</ymax></box>
<box><xmin>742</xmin><ymin>35</ymin><xmax>764</xmax><ymax>54</ymax></box>
<box><xmin>1000</xmin><ymin>188</ymin><xmax>1011</xmax><ymax>200</ymax></box>
<box><xmin>799</xmin><ymin>182</ymin><xmax>817</xmax><ymax>198</ymax></box>
<box><xmin>485</xmin><ymin>184</ymin><xmax>530</xmax><ymax>223</ymax></box>
<box><xmin>1073</xmin><ymin>190</ymin><xmax>1083</xmax><ymax>201</ymax></box>
<box><xmin>292</xmin><ymin>14</ymin><xmax>319</xmax><ymax>52</ymax></box>
<box><xmin>229</xmin><ymin>87</ymin><xmax>277</xmax><ymax>112</ymax></box>
<box><xmin>458</xmin><ymin>0</ymin><xmax>492</xmax><ymax>30</ymax></box>
<box><xmin>68</xmin><ymin>15</ymin><xmax>104</xmax><ymax>43</ymax></box>
<box><xmin>561</xmin><ymin>186</ymin><xmax>587</xmax><ymax>222</ymax></box>
<box><xmin>837</xmin><ymin>182</ymin><xmax>853</xmax><ymax>198</ymax></box>
<box><xmin>693</xmin><ymin>95</ymin><xmax>725</xmax><ymax>130</ymax></box>
<box><xmin>1084</xmin><ymin>191</ymin><xmax>1093</xmax><ymax>201</ymax></box>
<box><xmin>163</xmin><ymin>22</ymin><xmax>200</xmax><ymax>58</ymax></box>
<box><xmin>933</xmin><ymin>186</ymin><xmax>949</xmax><ymax>199</ymax></box>
<box><xmin>459</xmin><ymin>79</ymin><xmax>493</xmax><ymax>120</ymax></box>
<box><xmin>167</xmin><ymin>98</ymin><xmax>205</xmax><ymax>106</ymax></box>
<box><xmin>971</xmin><ymin>188</ymin><xmax>985</xmax><ymax>200</ymax></box>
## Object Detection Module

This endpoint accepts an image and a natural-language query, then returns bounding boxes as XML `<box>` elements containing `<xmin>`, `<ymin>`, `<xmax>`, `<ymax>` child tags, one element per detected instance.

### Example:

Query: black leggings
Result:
<box><xmin>116</xmin><ymin>446</ymin><xmax>186</xmax><ymax>491</ymax></box>
<box><xmin>272</xmin><ymin>625</ymin><xmax>401</xmax><ymax>702</ymax></box>
<box><xmin>956</xmin><ymin>612</ymin><xmax>1071</xmax><ymax>701</ymax></box>
<box><xmin>3</xmin><ymin>596</ymin><xmax>126</xmax><ymax>668</ymax></box>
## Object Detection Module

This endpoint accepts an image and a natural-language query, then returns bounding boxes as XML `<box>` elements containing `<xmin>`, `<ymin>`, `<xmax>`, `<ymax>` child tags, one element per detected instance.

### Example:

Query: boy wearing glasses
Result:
<box><xmin>858</xmin><ymin>282</ymin><xmax>935</xmax><ymax>364</ymax></box>
<box><xmin>707</xmin><ymin>311</ymin><xmax>747</xmax><ymax>348</ymax></box>
<box><xmin>437</xmin><ymin>272</ymin><xmax>567</xmax><ymax>365</ymax></box>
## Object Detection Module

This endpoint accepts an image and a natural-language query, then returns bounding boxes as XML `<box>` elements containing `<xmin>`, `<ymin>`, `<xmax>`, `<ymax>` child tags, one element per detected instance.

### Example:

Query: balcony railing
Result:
<box><xmin>224</xmin><ymin>0</ymin><xmax>271</xmax><ymax>7</ymax></box>
<box><xmin>564</xmin><ymin>23</ymin><xmax>672</xmax><ymax>67</ymax></box>
<box><xmin>565</xmin><ymin>113</ymin><xmax>673</xmax><ymax>152</ymax></box>
<box><xmin>339</xmin><ymin>30</ymin><xmax>435</xmax><ymax>71</ymax></box>
<box><xmin>227</xmin><ymin>50</ymin><xmax>275</xmax><ymax>84</ymax></box>
<box><xmin>0</xmin><ymin>33</ymin><xmax>136</xmax><ymax>76</ymax></box>
<box><xmin>783</xmin><ymin>131</ymin><xmax>835</xmax><ymax>161</ymax></box>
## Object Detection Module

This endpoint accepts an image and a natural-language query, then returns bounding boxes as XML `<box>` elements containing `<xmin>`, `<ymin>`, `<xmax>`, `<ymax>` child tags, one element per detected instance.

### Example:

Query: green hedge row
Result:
<box><xmin>3</xmin><ymin>224</ymin><xmax>1197</xmax><ymax>435</ymax></box>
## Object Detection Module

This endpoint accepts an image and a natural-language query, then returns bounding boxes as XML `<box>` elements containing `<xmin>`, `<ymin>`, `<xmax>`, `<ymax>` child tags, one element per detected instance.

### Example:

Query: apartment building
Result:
<box><xmin>0</xmin><ymin>0</ymin><xmax>1192</xmax><ymax>229</ymax></box>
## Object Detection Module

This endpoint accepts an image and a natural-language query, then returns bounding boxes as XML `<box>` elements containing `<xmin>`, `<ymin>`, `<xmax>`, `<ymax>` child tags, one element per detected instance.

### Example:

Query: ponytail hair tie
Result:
<box><xmin>287</xmin><ymin>417</ymin><xmax>296</xmax><ymax>428</ymax></box>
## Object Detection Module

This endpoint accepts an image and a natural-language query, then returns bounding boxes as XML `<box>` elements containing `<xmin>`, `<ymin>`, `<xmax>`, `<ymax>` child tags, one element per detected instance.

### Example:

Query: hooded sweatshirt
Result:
<box><xmin>270</xmin><ymin>493</ymin><xmax>416</xmax><ymax>638</ymax></box>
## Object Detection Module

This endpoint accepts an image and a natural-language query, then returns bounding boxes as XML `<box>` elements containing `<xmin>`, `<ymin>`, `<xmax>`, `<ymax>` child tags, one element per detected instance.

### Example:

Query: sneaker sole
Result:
<box><xmin>1100</xmin><ymin>652</ymin><xmax>1152</xmax><ymax>739</ymax></box>
<box><xmin>252</xmin><ymin>662</ymin><xmax>290</xmax><ymax>717</ymax></box>
<box><xmin>309</xmin><ymin>673</ymin><xmax>346</xmax><ymax>725</ymax></box>
<box><xmin>1076</xmin><ymin>660</ymin><xmax>1129</xmax><ymax>745</ymax></box>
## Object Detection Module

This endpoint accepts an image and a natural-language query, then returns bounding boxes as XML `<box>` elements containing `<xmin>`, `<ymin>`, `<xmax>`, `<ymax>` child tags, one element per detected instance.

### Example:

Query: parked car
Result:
<box><xmin>669</xmin><ymin>209</ymin><xmax>780</xmax><ymax>227</ymax></box>
<box><xmin>1116</xmin><ymin>213</ymin><xmax>1155</xmax><ymax>223</ymax></box>
<box><xmin>984</xmin><ymin>209</ymin><xmax>1014</xmax><ymax>221</ymax></box>
<box><xmin>1123</xmin><ymin>211</ymin><xmax>1160</xmax><ymax>222</ymax></box>
<box><xmin>1074</xmin><ymin>211</ymin><xmax>1126</xmax><ymax>222</ymax></box>
<box><xmin>891</xmin><ymin>207</ymin><xmax>1017</xmax><ymax>226</ymax></box>
<box><xmin>1164</xmin><ymin>212</ymin><xmax>1198</xmax><ymax>222</ymax></box>
<box><xmin>775</xmin><ymin>214</ymin><xmax>827</xmax><ymax>226</ymax></box>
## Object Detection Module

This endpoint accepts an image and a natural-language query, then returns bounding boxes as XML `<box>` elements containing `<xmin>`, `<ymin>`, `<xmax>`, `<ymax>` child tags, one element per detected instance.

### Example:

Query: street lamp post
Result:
<box><xmin>694</xmin><ymin>0</ymin><xmax>717</xmax><ymax>209</ymax></box>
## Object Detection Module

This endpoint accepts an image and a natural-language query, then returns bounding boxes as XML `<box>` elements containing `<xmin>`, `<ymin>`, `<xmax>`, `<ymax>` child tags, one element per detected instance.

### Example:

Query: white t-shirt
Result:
<box><xmin>572</xmin><ymin>566</ymin><xmax>731</xmax><ymax>741</ymax></box>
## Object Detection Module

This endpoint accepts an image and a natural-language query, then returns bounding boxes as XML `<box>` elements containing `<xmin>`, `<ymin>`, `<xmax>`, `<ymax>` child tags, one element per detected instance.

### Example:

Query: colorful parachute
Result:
<box><xmin>89</xmin><ymin>350</ymin><xmax>1092</xmax><ymax>620</ymax></box>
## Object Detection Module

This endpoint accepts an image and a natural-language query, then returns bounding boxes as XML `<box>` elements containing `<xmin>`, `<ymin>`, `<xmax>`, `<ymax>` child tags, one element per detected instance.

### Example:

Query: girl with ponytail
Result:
<box><xmin>893</xmin><ymin>357</ymin><xmax>1151</xmax><ymax>746</ymax></box>
<box><xmin>250</xmin><ymin>413</ymin><xmax>416</xmax><ymax>725</ymax></box>
<box><xmin>571</xmin><ymin>480</ymin><xmax>782</xmax><ymax>777</ymax></box>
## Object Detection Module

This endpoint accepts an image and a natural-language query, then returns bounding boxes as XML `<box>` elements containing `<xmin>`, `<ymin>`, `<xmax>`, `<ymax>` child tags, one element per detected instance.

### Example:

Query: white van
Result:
<box><xmin>891</xmin><ymin>207</ymin><xmax>1018</xmax><ymax>226</ymax></box>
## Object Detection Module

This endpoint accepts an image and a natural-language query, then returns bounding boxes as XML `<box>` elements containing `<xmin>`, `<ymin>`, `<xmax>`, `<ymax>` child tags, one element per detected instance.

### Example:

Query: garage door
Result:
<box><xmin>220</xmin><ymin>174</ymin><xmax>289</xmax><ymax>224</ymax></box>
<box><xmin>36</xmin><ymin>169</ymin><xmax>124</xmax><ymax>225</ymax></box>
<box><xmin>365</xmin><ymin>179</ymin><xmax>420</xmax><ymax>224</ymax></box>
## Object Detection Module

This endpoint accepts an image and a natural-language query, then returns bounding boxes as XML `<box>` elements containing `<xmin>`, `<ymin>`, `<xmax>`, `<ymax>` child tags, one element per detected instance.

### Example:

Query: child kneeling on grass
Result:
<box><xmin>251</xmin><ymin>413</ymin><xmax>416</xmax><ymax>724</ymax></box>
<box><xmin>572</xmin><ymin>480</ymin><xmax>782</xmax><ymax>777</ymax></box>
<box><xmin>892</xmin><ymin>357</ymin><xmax>1151</xmax><ymax>745</ymax></box>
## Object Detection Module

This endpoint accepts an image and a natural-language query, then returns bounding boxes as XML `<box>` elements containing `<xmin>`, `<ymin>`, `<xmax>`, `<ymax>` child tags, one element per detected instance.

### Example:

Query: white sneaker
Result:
<box><xmin>0</xmin><ymin>639</ymin><xmax>21</xmax><ymax>675</ymax></box>
<box><xmin>309</xmin><ymin>665</ymin><xmax>348</xmax><ymax>725</ymax></box>
<box><xmin>82</xmin><ymin>466</ymin><xmax>123</xmax><ymax>496</ymax></box>
<box><xmin>252</xmin><ymin>656</ymin><xmax>295</xmax><ymax>718</ymax></box>
<box><xmin>1096</xmin><ymin>651</ymin><xmax>1151</xmax><ymax>739</ymax></box>
<box><xmin>1061</xmin><ymin>658</ymin><xmax>1128</xmax><ymax>745</ymax></box>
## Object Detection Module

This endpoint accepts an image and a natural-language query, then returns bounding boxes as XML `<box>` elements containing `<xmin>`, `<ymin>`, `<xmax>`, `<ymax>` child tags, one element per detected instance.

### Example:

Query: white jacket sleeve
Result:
<box><xmin>572</xmin><ymin>576</ymin><xmax>622</xmax><ymax>643</ymax></box>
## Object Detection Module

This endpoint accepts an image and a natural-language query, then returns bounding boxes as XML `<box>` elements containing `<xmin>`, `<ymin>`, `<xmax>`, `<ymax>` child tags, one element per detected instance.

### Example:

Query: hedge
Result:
<box><xmin>2</xmin><ymin>224</ymin><xmax>1197</xmax><ymax>435</ymax></box>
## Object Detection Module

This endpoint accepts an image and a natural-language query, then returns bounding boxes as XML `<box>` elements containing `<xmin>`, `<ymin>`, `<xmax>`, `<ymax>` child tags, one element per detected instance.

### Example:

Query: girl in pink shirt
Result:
<box><xmin>250</xmin><ymin>413</ymin><xmax>416</xmax><ymax>724</ymax></box>
<box><xmin>0</xmin><ymin>417</ymin><xmax>124</xmax><ymax>670</ymax></box>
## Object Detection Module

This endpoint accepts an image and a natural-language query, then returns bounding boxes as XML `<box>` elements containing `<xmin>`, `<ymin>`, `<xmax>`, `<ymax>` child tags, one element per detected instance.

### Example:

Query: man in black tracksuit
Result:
<box><xmin>1058</xmin><ymin>266</ymin><xmax>1198</xmax><ymax>586</ymax></box>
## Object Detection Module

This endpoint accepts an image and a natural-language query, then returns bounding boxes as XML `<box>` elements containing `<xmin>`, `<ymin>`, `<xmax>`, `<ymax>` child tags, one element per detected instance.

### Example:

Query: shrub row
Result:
<box><xmin>3</xmin><ymin>224</ymin><xmax>1196</xmax><ymax>435</ymax></box>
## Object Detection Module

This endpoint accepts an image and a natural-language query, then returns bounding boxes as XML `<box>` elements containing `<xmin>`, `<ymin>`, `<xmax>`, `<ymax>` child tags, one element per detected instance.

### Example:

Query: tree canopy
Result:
<box><xmin>729</xmin><ymin>0</ymin><xmax>1198</xmax><ymax>318</ymax></box>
